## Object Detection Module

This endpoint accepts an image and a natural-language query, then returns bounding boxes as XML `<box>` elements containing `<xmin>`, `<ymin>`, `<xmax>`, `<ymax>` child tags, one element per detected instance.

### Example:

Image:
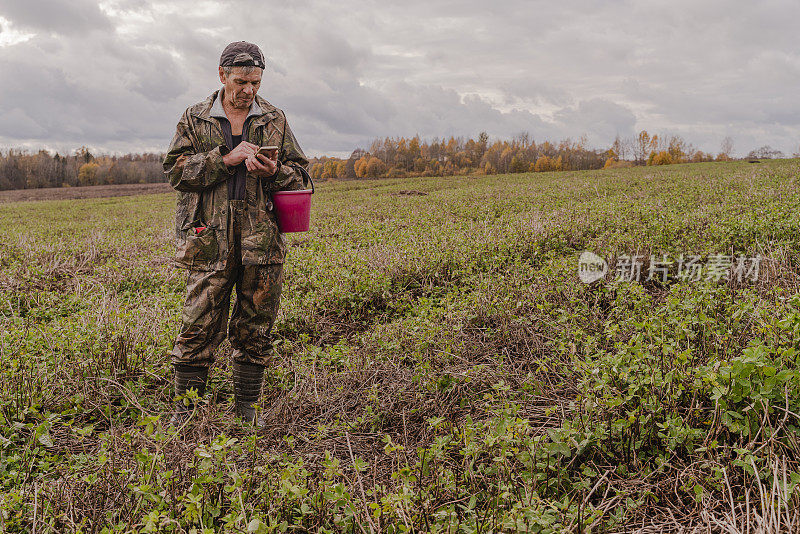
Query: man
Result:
<box><xmin>163</xmin><ymin>41</ymin><xmax>308</xmax><ymax>425</ymax></box>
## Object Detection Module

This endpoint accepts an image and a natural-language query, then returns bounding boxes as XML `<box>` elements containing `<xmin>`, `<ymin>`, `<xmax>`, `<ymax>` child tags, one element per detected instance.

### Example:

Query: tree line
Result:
<box><xmin>0</xmin><ymin>147</ymin><xmax>164</xmax><ymax>191</ymax></box>
<box><xmin>309</xmin><ymin>133</ymin><xmax>797</xmax><ymax>181</ymax></box>
<box><xmin>0</xmin><ymin>134</ymin><xmax>796</xmax><ymax>191</ymax></box>
<box><xmin>309</xmin><ymin>133</ymin><xmax>608</xmax><ymax>181</ymax></box>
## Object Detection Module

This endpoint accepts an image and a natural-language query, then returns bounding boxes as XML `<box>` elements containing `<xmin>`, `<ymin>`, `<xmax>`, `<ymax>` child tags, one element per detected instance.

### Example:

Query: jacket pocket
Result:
<box><xmin>241</xmin><ymin>208</ymin><xmax>285</xmax><ymax>265</ymax></box>
<box><xmin>176</xmin><ymin>219</ymin><xmax>220</xmax><ymax>268</ymax></box>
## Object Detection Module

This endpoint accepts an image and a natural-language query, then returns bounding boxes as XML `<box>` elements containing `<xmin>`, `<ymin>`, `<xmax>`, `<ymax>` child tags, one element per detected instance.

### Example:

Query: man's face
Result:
<box><xmin>218</xmin><ymin>66</ymin><xmax>262</xmax><ymax>109</ymax></box>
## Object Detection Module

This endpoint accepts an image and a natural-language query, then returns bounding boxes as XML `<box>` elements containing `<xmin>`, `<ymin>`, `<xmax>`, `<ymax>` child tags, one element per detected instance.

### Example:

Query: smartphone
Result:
<box><xmin>257</xmin><ymin>145</ymin><xmax>279</xmax><ymax>158</ymax></box>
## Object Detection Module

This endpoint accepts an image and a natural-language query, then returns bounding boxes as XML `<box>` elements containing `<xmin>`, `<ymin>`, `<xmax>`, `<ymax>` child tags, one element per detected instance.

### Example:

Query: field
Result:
<box><xmin>0</xmin><ymin>183</ymin><xmax>172</xmax><ymax>204</ymax></box>
<box><xmin>1</xmin><ymin>160</ymin><xmax>800</xmax><ymax>532</ymax></box>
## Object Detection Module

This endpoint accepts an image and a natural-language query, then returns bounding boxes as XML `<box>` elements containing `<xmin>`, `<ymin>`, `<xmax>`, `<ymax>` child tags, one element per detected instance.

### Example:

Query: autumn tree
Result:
<box><xmin>77</xmin><ymin>162</ymin><xmax>99</xmax><ymax>186</ymax></box>
<box><xmin>648</xmin><ymin>151</ymin><xmax>673</xmax><ymax>166</ymax></box>
<box><xmin>635</xmin><ymin>131</ymin><xmax>650</xmax><ymax>165</ymax></box>
<box><xmin>0</xmin><ymin>152</ymin><xmax>25</xmax><ymax>190</ymax></box>
<box><xmin>364</xmin><ymin>157</ymin><xmax>386</xmax><ymax>177</ymax></box>
<box><xmin>534</xmin><ymin>155</ymin><xmax>564</xmax><ymax>172</ymax></box>
<box><xmin>75</xmin><ymin>146</ymin><xmax>94</xmax><ymax>164</ymax></box>
<box><xmin>610</xmin><ymin>135</ymin><xmax>623</xmax><ymax>161</ymax></box>
<box><xmin>354</xmin><ymin>156</ymin><xmax>370</xmax><ymax>178</ymax></box>
<box><xmin>720</xmin><ymin>136</ymin><xmax>734</xmax><ymax>159</ymax></box>
<box><xmin>667</xmin><ymin>136</ymin><xmax>688</xmax><ymax>163</ymax></box>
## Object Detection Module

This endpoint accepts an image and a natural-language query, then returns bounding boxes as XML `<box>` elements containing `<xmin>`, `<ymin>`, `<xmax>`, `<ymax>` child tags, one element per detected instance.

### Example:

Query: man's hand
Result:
<box><xmin>222</xmin><ymin>141</ymin><xmax>259</xmax><ymax>167</ymax></box>
<box><xmin>245</xmin><ymin>153</ymin><xmax>279</xmax><ymax>178</ymax></box>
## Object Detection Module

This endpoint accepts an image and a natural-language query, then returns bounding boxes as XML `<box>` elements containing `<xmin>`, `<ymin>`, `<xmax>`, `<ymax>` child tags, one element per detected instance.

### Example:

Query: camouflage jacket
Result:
<box><xmin>164</xmin><ymin>90</ymin><xmax>309</xmax><ymax>270</ymax></box>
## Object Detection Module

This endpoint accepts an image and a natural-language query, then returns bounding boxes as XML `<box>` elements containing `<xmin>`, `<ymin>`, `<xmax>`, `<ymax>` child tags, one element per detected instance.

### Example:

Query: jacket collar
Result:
<box><xmin>191</xmin><ymin>89</ymin><xmax>279</xmax><ymax>125</ymax></box>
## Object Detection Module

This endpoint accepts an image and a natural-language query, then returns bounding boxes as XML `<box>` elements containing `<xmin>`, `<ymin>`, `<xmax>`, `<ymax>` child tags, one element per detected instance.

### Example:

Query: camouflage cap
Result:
<box><xmin>219</xmin><ymin>41</ymin><xmax>265</xmax><ymax>69</ymax></box>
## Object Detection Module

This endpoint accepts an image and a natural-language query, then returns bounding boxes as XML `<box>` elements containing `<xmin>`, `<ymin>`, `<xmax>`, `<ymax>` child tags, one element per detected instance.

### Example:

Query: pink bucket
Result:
<box><xmin>272</xmin><ymin>177</ymin><xmax>314</xmax><ymax>232</ymax></box>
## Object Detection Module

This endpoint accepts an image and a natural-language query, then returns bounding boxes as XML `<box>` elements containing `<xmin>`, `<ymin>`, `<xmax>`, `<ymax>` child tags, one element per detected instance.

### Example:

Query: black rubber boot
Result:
<box><xmin>169</xmin><ymin>364</ymin><xmax>208</xmax><ymax>426</ymax></box>
<box><xmin>233</xmin><ymin>361</ymin><xmax>264</xmax><ymax>424</ymax></box>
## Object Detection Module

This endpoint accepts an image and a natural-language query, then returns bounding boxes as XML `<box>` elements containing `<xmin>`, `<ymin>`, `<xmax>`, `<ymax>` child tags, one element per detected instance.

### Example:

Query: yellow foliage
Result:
<box><xmin>78</xmin><ymin>162</ymin><xmax>99</xmax><ymax>186</ymax></box>
<box><xmin>354</xmin><ymin>156</ymin><xmax>370</xmax><ymax>178</ymax></box>
<box><xmin>308</xmin><ymin>132</ymin><xmax>616</xmax><ymax>181</ymax></box>
<box><xmin>534</xmin><ymin>155</ymin><xmax>564</xmax><ymax>172</ymax></box>
<box><xmin>648</xmin><ymin>151</ymin><xmax>673</xmax><ymax>166</ymax></box>
<box><xmin>320</xmin><ymin>160</ymin><xmax>339</xmax><ymax>181</ymax></box>
<box><xmin>603</xmin><ymin>159</ymin><xmax>634</xmax><ymax>169</ymax></box>
<box><xmin>534</xmin><ymin>156</ymin><xmax>552</xmax><ymax>172</ymax></box>
<box><xmin>364</xmin><ymin>157</ymin><xmax>386</xmax><ymax>177</ymax></box>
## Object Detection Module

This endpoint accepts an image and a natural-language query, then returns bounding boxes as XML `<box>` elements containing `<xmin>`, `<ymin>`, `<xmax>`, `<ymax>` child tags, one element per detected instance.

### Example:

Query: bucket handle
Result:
<box><xmin>277</xmin><ymin>111</ymin><xmax>314</xmax><ymax>194</ymax></box>
<box><xmin>295</xmin><ymin>164</ymin><xmax>314</xmax><ymax>193</ymax></box>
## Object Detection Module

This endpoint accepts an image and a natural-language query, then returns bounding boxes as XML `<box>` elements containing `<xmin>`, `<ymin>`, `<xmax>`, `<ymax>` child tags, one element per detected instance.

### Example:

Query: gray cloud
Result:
<box><xmin>0</xmin><ymin>0</ymin><xmax>111</xmax><ymax>34</ymax></box>
<box><xmin>554</xmin><ymin>100</ymin><xmax>638</xmax><ymax>145</ymax></box>
<box><xmin>0</xmin><ymin>0</ymin><xmax>798</xmax><ymax>157</ymax></box>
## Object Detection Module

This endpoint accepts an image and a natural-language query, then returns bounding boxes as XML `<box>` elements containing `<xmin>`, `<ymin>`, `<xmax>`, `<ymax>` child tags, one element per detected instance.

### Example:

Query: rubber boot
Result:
<box><xmin>233</xmin><ymin>361</ymin><xmax>264</xmax><ymax>424</ymax></box>
<box><xmin>169</xmin><ymin>364</ymin><xmax>208</xmax><ymax>426</ymax></box>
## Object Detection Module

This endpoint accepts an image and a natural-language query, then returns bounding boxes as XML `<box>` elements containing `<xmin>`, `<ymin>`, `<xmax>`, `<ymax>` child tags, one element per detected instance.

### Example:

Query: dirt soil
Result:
<box><xmin>0</xmin><ymin>183</ymin><xmax>173</xmax><ymax>203</ymax></box>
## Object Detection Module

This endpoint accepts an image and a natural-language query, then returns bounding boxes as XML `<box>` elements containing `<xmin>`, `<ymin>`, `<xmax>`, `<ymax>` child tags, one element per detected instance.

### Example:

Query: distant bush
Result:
<box><xmin>648</xmin><ymin>150</ymin><xmax>674</xmax><ymax>166</ymax></box>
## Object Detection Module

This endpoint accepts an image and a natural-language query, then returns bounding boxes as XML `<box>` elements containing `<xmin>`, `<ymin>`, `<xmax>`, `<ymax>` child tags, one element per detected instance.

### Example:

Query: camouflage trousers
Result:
<box><xmin>171</xmin><ymin>200</ymin><xmax>283</xmax><ymax>368</ymax></box>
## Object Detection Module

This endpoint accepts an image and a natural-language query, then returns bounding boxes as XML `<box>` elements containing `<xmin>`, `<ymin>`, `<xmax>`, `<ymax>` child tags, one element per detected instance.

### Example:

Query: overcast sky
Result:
<box><xmin>1</xmin><ymin>0</ymin><xmax>798</xmax><ymax>158</ymax></box>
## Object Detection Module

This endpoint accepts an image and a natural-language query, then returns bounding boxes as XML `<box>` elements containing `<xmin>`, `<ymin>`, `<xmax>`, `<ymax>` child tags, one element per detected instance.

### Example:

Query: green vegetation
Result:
<box><xmin>1</xmin><ymin>159</ymin><xmax>799</xmax><ymax>532</ymax></box>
